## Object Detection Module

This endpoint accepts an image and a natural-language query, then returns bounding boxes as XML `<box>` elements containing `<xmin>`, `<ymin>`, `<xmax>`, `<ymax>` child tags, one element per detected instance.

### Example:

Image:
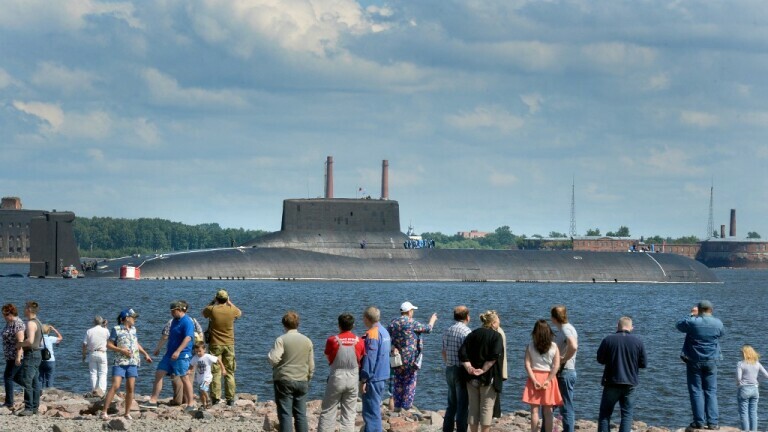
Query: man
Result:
<box><xmin>268</xmin><ymin>311</ymin><xmax>314</xmax><ymax>432</ymax></box>
<box><xmin>202</xmin><ymin>289</ymin><xmax>242</xmax><ymax>406</ymax></box>
<box><xmin>317</xmin><ymin>313</ymin><xmax>365</xmax><ymax>432</ymax></box>
<box><xmin>596</xmin><ymin>317</ymin><xmax>647</xmax><ymax>432</ymax></box>
<box><xmin>359</xmin><ymin>306</ymin><xmax>391</xmax><ymax>432</ymax></box>
<box><xmin>442</xmin><ymin>305</ymin><xmax>471</xmax><ymax>432</ymax></box>
<box><xmin>677</xmin><ymin>300</ymin><xmax>725</xmax><ymax>430</ymax></box>
<box><xmin>146</xmin><ymin>301</ymin><xmax>195</xmax><ymax>411</ymax></box>
<box><xmin>15</xmin><ymin>301</ymin><xmax>43</xmax><ymax>416</ymax></box>
<box><xmin>153</xmin><ymin>300</ymin><xmax>204</xmax><ymax>406</ymax></box>
<box><xmin>551</xmin><ymin>305</ymin><xmax>578</xmax><ymax>432</ymax></box>
<box><xmin>82</xmin><ymin>315</ymin><xmax>110</xmax><ymax>396</ymax></box>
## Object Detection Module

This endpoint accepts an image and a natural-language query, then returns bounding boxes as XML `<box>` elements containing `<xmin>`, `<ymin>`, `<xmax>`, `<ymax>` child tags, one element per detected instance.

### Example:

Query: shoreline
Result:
<box><xmin>0</xmin><ymin>388</ymin><xmax>704</xmax><ymax>432</ymax></box>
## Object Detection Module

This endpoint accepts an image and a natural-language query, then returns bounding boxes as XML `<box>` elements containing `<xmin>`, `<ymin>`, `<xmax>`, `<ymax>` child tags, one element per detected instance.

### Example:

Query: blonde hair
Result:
<box><xmin>479</xmin><ymin>310</ymin><xmax>499</xmax><ymax>328</ymax></box>
<box><xmin>742</xmin><ymin>345</ymin><xmax>760</xmax><ymax>364</ymax></box>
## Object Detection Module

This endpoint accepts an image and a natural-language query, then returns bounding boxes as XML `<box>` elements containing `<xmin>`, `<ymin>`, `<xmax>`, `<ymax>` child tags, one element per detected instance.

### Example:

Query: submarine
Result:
<box><xmin>29</xmin><ymin>157</ymin><xmax>718</xmax><ymax>283</ymax></box>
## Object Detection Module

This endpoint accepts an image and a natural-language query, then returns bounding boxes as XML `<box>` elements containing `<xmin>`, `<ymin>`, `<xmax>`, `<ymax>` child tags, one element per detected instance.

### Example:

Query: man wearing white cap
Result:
<box><xmin>387</xmin><ymin>301</ymin><xmax>437</xmax><ymax>411</ymax></box>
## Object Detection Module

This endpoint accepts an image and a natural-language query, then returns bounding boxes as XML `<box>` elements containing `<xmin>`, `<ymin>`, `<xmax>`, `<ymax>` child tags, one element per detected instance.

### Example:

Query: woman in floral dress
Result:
<box><xmin>2</xmin><ymin>304</ymin><xmax>25</xmax><ymax>408</ymax></box>
<box><xmin>387</xmin><ymin>301</ymin><xmax>437</xmax><ymax>411</ymax></box>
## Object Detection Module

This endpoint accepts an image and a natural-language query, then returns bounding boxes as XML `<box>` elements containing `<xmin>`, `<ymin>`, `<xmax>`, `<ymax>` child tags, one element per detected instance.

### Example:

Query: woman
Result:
<box><xmin>102</xmin><ymin>308</ymin><xmax>152</xmax><ymax>420</ymax></box>
<box><xmin>458</xmin><ymin>310</ymin><xmax>504</xmax><ymax>432</ymax></box>
<box><xmin>82</xmin><ymin>316</ymin><xmax>110</xmax><ymax>396</ymax></box>
<box><xmin>387</xmin><ymin>301</ymin><xmax>437</xmax><ymax>411</ymax></box>
<box><xmin>2</xmin><ymin>304</ymin><xmax>24</xmax><ymax>408</ymax></box>
<box><xmin>522</xmin><ymin>319</ymin><xmax>562</xmax><ymax>432</ymax></box>
<box><xmin>737</xmin><ymin>344</ymin><xmax>768</xmax><ymax>431</ymax></box>
<box><xmin>38</xmin><ymin>324</ymin><xmax>63</xmax><ymax>388</ymax></box>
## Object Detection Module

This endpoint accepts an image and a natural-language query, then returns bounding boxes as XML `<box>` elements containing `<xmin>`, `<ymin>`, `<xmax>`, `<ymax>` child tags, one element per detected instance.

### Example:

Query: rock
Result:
<box><xmin>263</xmin><ymin>411</ymin><xmax>279</xmax><ymax>431</ymax></box>
<box><xmin>52</xmin><ymin>425</ymin><xmax>72</xmax><ymax>432</ymax></box>
<box><xmin>428</xmin><ymin>410</ymin><xmax>443</xmax><ymax>426</ymax></box>
<box><xmin>107</xmin><ymin>417</ymin><xmax>132</xmax><ymax>431</ymax></box>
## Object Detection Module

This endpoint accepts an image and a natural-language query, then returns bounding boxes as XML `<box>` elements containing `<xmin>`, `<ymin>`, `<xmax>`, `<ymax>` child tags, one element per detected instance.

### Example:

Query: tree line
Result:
<box><xmin>74</xmin><ymin>217</ymin><xmax>267</xmax><ymax>258</ymax></box>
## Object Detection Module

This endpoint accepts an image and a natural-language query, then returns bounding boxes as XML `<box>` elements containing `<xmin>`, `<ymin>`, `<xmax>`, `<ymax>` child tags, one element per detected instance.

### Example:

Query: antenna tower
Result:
<box><xmin>706</xmin><ymin>182</ymin><xmax>714</xmax><ymax>238</ymax></box>
<box><xmin>569</xmin><ymin>177</ymin><xmax>577</xmax><ymax>237</ymax></box>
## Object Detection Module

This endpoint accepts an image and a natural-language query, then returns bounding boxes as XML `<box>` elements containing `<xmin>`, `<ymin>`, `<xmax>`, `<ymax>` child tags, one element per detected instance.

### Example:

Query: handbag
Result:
<box><xmin>389</xmin><ymin>351</ymin><xmax>403</xmax><ymax>368</ymax></box>
<box><xmin>40</xmin><ymin>325</ymin><xmax>51</xmax><ymax>361</ymax></box>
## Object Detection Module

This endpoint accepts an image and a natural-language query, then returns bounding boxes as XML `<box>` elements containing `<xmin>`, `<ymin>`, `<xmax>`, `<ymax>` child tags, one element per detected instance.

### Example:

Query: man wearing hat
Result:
<box><xmin>203</xmin><ymin>289</ymin><xmax>242</xmax><ymax>406</ymax></box>
<box><xmin>146</xmin><ymin>301</ymin><xmax>195</xmax><ymax>410</ymax></box>
<box><xmin>677</xmin><ymin>300</ymin><xmax>725</xmax><ymax>430</ymax></box>
<box><xmin>387</xmin><ymin>301</ymin><xmax>437</xmax><ymax>412</ymax></box>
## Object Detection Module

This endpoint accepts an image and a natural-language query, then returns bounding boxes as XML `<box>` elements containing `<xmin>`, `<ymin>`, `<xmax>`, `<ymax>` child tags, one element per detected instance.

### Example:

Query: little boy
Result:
<box><xmin>190</xmin><ymin>342</ymin><xmax>227</xmax><ymax>408</ymax></box>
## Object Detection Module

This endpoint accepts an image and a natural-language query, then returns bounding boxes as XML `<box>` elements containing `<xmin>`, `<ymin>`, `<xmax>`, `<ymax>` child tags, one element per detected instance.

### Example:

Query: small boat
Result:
<box><xmin>61</xmin><ymin>265</ymin><xmax>82</xmax><ymax>279</ymax></box>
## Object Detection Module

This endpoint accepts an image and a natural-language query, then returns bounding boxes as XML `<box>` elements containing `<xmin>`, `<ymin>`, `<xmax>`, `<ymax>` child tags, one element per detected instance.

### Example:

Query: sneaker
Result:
<box><xmin>17</xmin><ymin>410</ymin><xmax>35</xmax><ymax>417</ymax></box>
<box><xmin>141</xmin><ymin>401</ymin><xmax>158</xmax><ymax>409</ymax></box>
<box><xmin>211</xmin><ymin>398</ymin><xmax>220</xmax><ymax>406</ymax></box>
<box><xmin>184</xmin><ymin>405</ymin><xmax>197</xmax><ymax>412</ymax></box>
<box><xmin>706</xmin><ymin>425</ymin><xmax>719</xmax><ymax>430</ymax></box>
<box><xmin>689</xmin><ymin>423</ymin><xmax>703</xmax><ymax>430</ymax></box>
<box><xmin>226</xmin><ymin>399</ymin><xmax>235</xmax><ymax>407</ymax></box>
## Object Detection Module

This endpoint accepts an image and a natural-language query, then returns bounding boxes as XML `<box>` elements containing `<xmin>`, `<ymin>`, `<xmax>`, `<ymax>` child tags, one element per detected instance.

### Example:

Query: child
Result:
<box><xmin>190</xmin><ymin>342</ymin><xmax>227</xmax><ymax>408</ymax></box>
<box><xmin>737</xmin><ymin>344</ymin><xmax>768</xmax><ymax>431</ymax></box>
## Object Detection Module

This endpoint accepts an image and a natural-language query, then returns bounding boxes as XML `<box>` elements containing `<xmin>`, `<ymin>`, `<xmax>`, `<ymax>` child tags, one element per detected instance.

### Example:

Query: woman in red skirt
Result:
<box><xmin>522</xmin><ymin>319</ymin><xmax>563</xmax><ymax>432</ymax></box>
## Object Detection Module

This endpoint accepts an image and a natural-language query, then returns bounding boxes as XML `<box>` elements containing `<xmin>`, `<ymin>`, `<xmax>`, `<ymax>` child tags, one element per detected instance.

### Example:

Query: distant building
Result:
<box><xmin>0</xmin><ymin>197</ymin><xmax>47</xmax><ymax>261</ymax></box>
<box><xmin>573</xmin><ymin>236</ymin><xmax>639</xmax><ymax>252</ymax></box>
<box><xmin>457</xmin><ymin>230</ymin><xmax>489</xmax><ymax>239</ymax></box>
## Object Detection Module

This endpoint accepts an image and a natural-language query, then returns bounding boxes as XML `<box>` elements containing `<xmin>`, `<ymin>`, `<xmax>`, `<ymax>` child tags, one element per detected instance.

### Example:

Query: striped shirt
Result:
<box><xmin>442</xmin><ymin>321</ymin><xmax>471</xmax><ymax>367</ymax></box>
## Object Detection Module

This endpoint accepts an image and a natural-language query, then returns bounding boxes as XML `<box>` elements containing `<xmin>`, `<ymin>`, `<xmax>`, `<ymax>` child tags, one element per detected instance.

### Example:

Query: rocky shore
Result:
<box><xmin>0</xmin><ymin>389</ymin><xmax>739</xmax><ymax>432</ymax></box>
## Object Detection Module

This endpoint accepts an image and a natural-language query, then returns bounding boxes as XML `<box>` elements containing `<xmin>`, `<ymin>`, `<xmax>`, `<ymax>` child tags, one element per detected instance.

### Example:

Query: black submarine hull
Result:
<box><xmin>91</xmin><ymin>247</ymin><xmax>718</xmax><ymax>283</ymax></box>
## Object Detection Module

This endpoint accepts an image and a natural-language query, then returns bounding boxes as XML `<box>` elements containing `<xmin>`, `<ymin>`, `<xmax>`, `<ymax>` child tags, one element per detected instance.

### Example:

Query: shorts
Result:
<box><xmin>112</xmin><ymin>365</ymin><xmax>139</xmax><ymax>378</ymax></box>
<box><xmin>157</xmin><ymin>354</ymin><xmax>191</xmax><ymax>376</ymax></box>
<box><xmin>198</xmin><ymin>380</ymin><xmax>211</xmax><ymax>392</ymax></box>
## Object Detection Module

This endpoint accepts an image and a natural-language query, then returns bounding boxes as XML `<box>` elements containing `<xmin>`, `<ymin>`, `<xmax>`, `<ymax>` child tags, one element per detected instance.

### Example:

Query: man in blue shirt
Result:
<box><xmin>677</xmin><ymin>300</ymin><xmax>725</xmax><ymax>430</ymax></box>
<box><xmin>596</xmin><ymin>317</ymin><xmax>647</xmax><ymax>432</ymax></box>
<box><xmin>146</xmin><ymin>300</ymin><xmax>195</xmax><ymax>410</ymax></box>
<box><xmin>359</xmin><ymin>306</ymin><xmax>391</xmax><ymax>432</ymax></box>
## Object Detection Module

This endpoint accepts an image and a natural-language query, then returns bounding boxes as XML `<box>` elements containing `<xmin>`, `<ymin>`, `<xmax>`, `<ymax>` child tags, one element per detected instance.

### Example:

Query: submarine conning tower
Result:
<box><xmin>242</xmin><ymin>158</ymin><xmax>410</xmax><ymax>251</ymax></box>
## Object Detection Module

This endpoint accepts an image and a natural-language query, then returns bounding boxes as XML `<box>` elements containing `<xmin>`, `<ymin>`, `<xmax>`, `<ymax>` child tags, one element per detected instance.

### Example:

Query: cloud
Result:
<box><xmin>739</xmin><ymin>112</ymin><xmax>768</xmax><ymax>127</ymax></box>
<box><xmin>186</xmin><ymin>0</ymin><xmax>383</xmax><ymax>58</ymax></box>
<box><xmin>12</xmin><ymin>100</ymin><xmax>112</xmax><ymax>139</ymax></box>
<box><xmin>446</xmin><ymin>106</ymin><xmax>524</xmax><ymax>133</ymax></box>
<box><xmin>141</xmin><ymin>68</ymin><xmax>247</xmax><ymax>108</ymax></box>
<box><xmin>646</xmin><ymin>147</ymin><xmax>704</xmax><ymax>176</ymax></box>
<box><xmin>488</xmin><ymin>171</ymin><xmax>518</xmax><ymax>187</ymax></box>
<box><xmin>0</xmin><ymin>0</ymin><xmax>141</xmax><ymax>31</ymax></box>
<box><xmin>31</xmin><ymin>62</ymin><xmax>99</xmax><ymax>94</ymax></box>
<box><xmin>0</xmin><ymin>68</ymin><xmax>15</xmax><ymax>89</ymax></box>
<box><xmin>646</xmin><ymin>73</ymin><xmax>670</xmax><ymax>91</ymax></box>
<box><xmin>680</xmin><ymin>110</ymin><xmax>719</xmax><ymax>128</ymax></box>
<box><xmin>520</xmin><ymin>93</ymin><xmax>543</xmax><ymax>114</ymax></box>
<box><xmin>581</xmin><ymin>42</ymin><xmax>657</xmax><ymax>72</ymax></box>
<box><xmin>134</xmin><ymin>118</ymin><xmax>160</xmax><ymax>146</ymax></box>
<box><xmin>584</xmin><ymin>183</ymin><xmax>620</xmax><ymax>203</ymax></box>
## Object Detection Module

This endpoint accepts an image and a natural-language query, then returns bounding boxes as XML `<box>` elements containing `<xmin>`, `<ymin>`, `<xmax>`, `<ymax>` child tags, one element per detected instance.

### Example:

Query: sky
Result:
<box><xmin>1</xmin><ymin>0</ymin><xmax>767</xmax><ymax>239</ymax></box>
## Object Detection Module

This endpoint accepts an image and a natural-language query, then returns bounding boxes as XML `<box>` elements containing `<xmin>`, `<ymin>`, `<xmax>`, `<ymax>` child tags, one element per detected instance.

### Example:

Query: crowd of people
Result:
<box><xmin>0</xmin><ymin>296</ymin><xmax>765</xmax><ymax>432</ymax></box>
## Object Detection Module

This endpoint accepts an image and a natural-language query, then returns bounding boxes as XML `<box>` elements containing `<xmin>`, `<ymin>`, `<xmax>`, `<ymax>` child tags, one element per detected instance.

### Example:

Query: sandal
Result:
<box><xmin>100</xmin><ymin>412</ymin><xmax>109</xmax><ymax>420</ymax></box>
<box><xmin>124</xmin><ymin>414</ymin><xmax>133</xmax><ymax>420</ymax></box>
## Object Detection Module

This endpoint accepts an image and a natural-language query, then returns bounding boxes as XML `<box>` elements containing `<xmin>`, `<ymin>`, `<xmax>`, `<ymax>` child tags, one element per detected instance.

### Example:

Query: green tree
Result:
<box><xmin>747</xmin><ymin>231</ymin><xmax>761</xmax><ymax>239</ymax></box>
<box><xmin>548</xmin><ymin>231</ymin><xmax>567</xmax><ymax>238</ymax></box>
<box><xmin>585</xmin><ymin>228</ymin><xmax>601</xmax><ymax>236</ymax></box>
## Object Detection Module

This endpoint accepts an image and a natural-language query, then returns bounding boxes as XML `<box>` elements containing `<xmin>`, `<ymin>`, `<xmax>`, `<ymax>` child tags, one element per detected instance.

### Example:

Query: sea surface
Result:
<box><xmin>0</xmin><ymin>264</ymin><xmax>765</xmax><ymax>427</ymax></box>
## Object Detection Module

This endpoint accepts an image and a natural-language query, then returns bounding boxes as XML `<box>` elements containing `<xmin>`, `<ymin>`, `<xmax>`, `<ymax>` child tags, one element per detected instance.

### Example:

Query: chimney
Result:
<box><xmin>730</xmin><ymin>209</ymin><xmax>736</xmax><ymax>237</ymax></box>
<box><xmin>381</xmin><ymin>160</ymin><xmax>389</xmax><ymax>200</ymax></box>
<box><xmin>720</xmin><ymin>224</ymin><xmax>726</xmax><ymax>239</ymax></box>
<box><xmin>325</xmin><ymin>156</ymin><xmax>334</xmax><ymax>199</ymax></box>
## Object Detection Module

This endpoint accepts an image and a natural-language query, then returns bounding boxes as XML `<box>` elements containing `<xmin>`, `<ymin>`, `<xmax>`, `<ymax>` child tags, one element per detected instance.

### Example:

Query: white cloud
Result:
<box><xmin>12</xmin><ymin>101</ymin><xmax>64</xmax><ymax>130</ymax></box>
<box><xmin>520</xmin><ymin>93</ymin><xmax>543</xmax><ymax>114</ymax></box>
<box><xmin>12</xmin><ymin>100</ymin><xmax>112</xmax><ymax>139</ymax></box>
<box><xmin>680</xmin><ymin>110</ymin><xmax>719</xmax><ymax>128</ymax></box>
<box><xmin>31</xmin><ymin>62</ymin><xmax>99</xmax><ymax>94</ymax></box>
<box><xmin>0</xmin><ymin>0</ymin><xmax>141</xmax><ymax>31</ymax></box>
<box><xmin>646</xmin><ymin>73</ymin><xmax>670</xmax><ymax>91</ymax></box>
<box><xmin>735</xmin><ymin>83</ymin><xmax>751</xmax><ymax>97</ymax></box>
<box><xmin>186</xmin><ymin>0</ymin><xmax>382</xmax><ymax>58</ymax></box>
<box><xmin>141</xmin><ymin>68</ymin><xmax>247</xmax><ymax>108</ymax></box>
<box><xmin>446</xmin><ymin>106</ymin><xmax>524</xmax><ymax>133</ymax></box>
<box><xmin>134</xmin><ymin>118</ymin><xmax>161</xmax><ymax>146</ymax></box>
<box><xmin>488</xmin><ymin>171</ymin><xmax>518</xmax><ymax>187</ymax></box>
<box><xmin>86</xmin><ymin>148</ymin><xmax>105</xmax><ymax>162</ymax></box>
<box><xmin>0</xmin><ymin>68</ymin><xmax>15</xmax><ymax>89</ymax></box>
<box><xmin>581</xmin><ymin>42</ymin><xmax>657</xmax><ymax>72</ymax></box>
<box><xmin>584</xmin><ymin>182</ymin><xmax>620</xmax><ymax>203</ymax></box>
<box><xmin>646</xmin><ymin>147</ymin><xmax>704</xmax><ymax>176</ymax></box>
<box><xmin>740</xmin><ymin>112</ymin><xmax>768</xmax><ymax>127</ymax></box>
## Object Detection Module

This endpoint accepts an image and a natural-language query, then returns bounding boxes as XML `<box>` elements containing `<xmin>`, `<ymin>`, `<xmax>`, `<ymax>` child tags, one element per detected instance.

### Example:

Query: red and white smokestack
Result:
<box><xmin>381</xmin><ymin>160</ymin><xmax>389</xmax><ymax>200</ymax></box>
<box><xmin>730</xmin><ymin>209</ymin><xmax>736</xmax><ymax>237</ymax></box>
<box><xmin>325</xmin><ymin>156</ymin><xmax>334</xmax><ymax>199</ymax></box>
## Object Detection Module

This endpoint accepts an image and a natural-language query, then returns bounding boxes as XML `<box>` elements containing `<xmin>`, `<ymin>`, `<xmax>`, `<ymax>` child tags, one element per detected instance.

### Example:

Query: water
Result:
<box><xmin>0</xmin><ymin>264</ymin><xmax>765</xmax><ymax>427</ymax></box>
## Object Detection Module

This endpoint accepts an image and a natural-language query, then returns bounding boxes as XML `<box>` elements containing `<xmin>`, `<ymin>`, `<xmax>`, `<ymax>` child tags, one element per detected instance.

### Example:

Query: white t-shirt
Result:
<box><xmin>83</xmin><ymin>325</ymin><xmax>110</xmax><ymax>353</ymax></box>
<box><xmin>191</xmin><ymin>353</ymin><xmax>218</xmax><ymax>384</ymax></box>
<box><xmin>528</xmin><ymin>342</ymin><xmax>558</xmax><ymax>372</ymax></box>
